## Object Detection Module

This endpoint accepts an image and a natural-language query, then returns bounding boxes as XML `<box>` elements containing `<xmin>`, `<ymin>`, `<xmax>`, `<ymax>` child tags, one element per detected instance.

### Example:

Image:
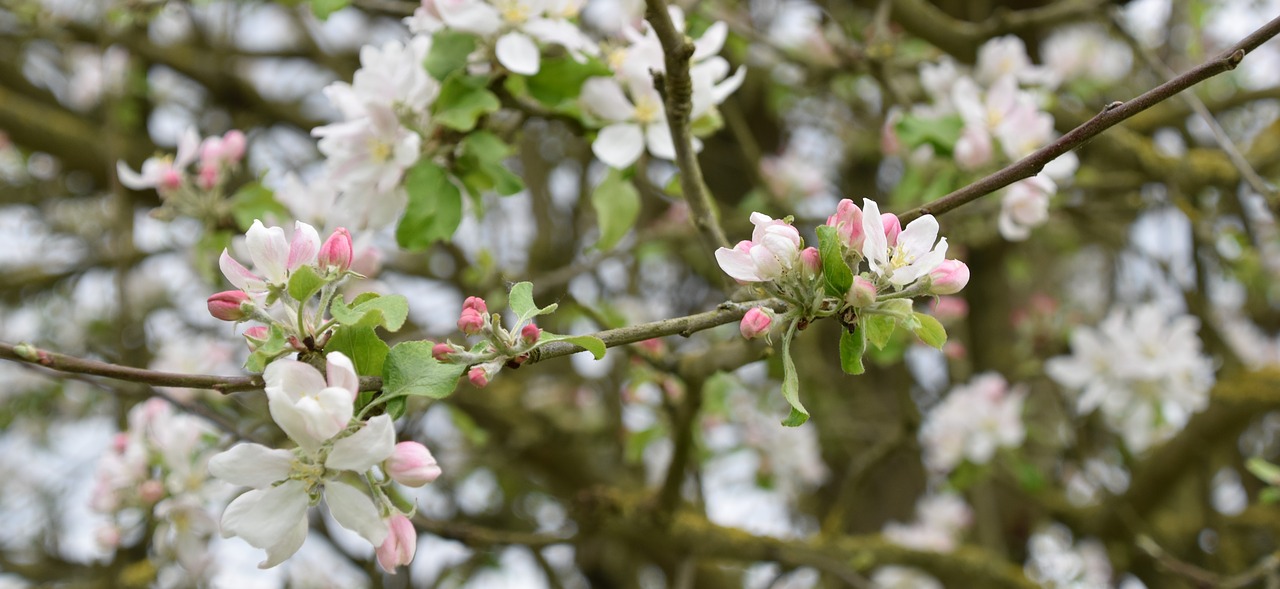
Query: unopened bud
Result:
<box><xmin>468</xmin><ymin>365</ymin><xmax>490</xmax><ymax>388</ymax></box>
<box><xmin>462</xmin><ymin>296</ymin><xmax>487</xmax><ymax>314</ymax></box>
<box><xmin>881</xmin><ymin>213</ymin><xmax>902</xmax><ymax>246</ymax></box>
<box><xmin>385</xmin><ymin>441</ymin><xmax>441</xmax><ymax>487</ymax></box>
<box><xmin>207</xmin><ymin>290</ymin><xmax>251</xmax><ymax>321</ymax></box>
<box><xmin>159</xmin><ymin>168</ymin><xmax>183</xmax><ymax>193</ymax></box>
<box><xmin>800</xmin><ymin>247</ymin><xmax>820</xmax><ymax>275</ymax></box>
<box><xmin>243</xmin><ymin>326</ymin><xmax>269</xmax><ymax>351</ymax></box>
<box><xmin>928</xmin><ymin>259</ymin><xmax>970</xmax><ymax>295</ymax></box>
<box><xmin>318</xmin><ymin>228</ymin><xmax>353</xmax><ymax>274</ymax></box>
<box><xmin>457</xmin><ymin>308</ymin><xmax>485</xmax><ymax>335</ymax></box>
<box><xmin>197</xmin><ymin>163</ymin><xmax>219</xmax><ymax>191</ymax></box>
<box><xmin>520</xmin><ymin>323</ymin><xmax>541</xmax><ymax>344</ymax></box>
<box><xmin>377</xmin><ymin>514</ymin><xmax>417</xmax><ymax>573</ymax></box>
<box><xmin>846</xmin><ymin>276</ymin><xmax>877</xmax><ymax>307</ymax></box>
<box><xmin>221</xmin><ymin>130</ymin><xmax>247</xmax><ymax>163</ymax></box>
<box><xmin>431</xmin><ymin>342</ymin><xmax>455</xmax><ymax>362</ymax></box>
<box><xmin>138</xmin><ymin>479</ymin><xmax>165</xmax><ymax>504</ymax></box>
<box><xmin>739</xmin><ymin>307</ymin><xmax>773</xmax><ymax>340</ymax></box>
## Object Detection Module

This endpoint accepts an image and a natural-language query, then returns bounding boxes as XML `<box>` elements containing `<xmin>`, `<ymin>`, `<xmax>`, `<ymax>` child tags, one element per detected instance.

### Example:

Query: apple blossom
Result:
<box><xmin>433</xmin><ymin>0</ymin><xmax>598</xmax><ymax>76</ymax></box>
<box><xmin>459</xmin><ymin>306</ymin><xmax>487</xmax><ymax>335</ymax></box>
<box><xmin>799</xmin><ymin>246</ymin><xmax>820</xmax><ymax>276</ymax></box>
<box><xmin>928</xmin><ymin>259</ymin><xmax>970</xmax><ymax>295</ymax></box>
<box><xmin>919</xmin><ymin>373</ymin><xmax>1026</xmax><ymax>474</ymax></box>
<box><xmin>243</xmin><ymin>326</ymin><xmax>269</xmax><ymax>351</ymax></box>
<box><xmin>432</xmin><ymin>342</ymin><xmax>458</xmax><ymax>361</ymax></box>
<box><xmin>219</xmin><ymin>220</ymin><xmax>322</xmax><ymax>293</ymax></box>
<box><xmin>883</xmin><ymin>493</ymin><xmax>972</xmax><ymax>553</ymax></box>
<box><xmin>313</xmin><ymin>102</ymin><xmax>422</xmax><ymax>196</ymax></box>
<box><xmin>880</xmin><ymin>212</ymin><xmax>902</xmax><ymax>246</ymax></box>
<box><xmin>739</xmin><ymin>307</ymin><xmax>773</xmax><ymax>339</ymax></box>
<box><xmin>377</xmin><ymin>515</ymin><xmax>418</xmax><ymax>573</ymax></box>
<box><xmin>468</xmin><ymin>365</ymin><xmax>491</xmax><ymax>388</ymax></box>
<box><xmin>846</xmin><ymin>276</ymin><xmax>877</xmax><ymax>307</ymax></box>
<box><xmin>116</xmin><ymin>127</ymin><xmax>200</xmax><ymax>196</ymax></box>
<box><xmin>826</xmin><ymin>198</ymin><xmax>866</xmax><ymax>250</ymax></box>
<box><xmin>318</xmin><ymin>227</ymin><xmax>354</xmax><ymax>274</ymax></box>
<box><xmin>263</xmin><ymin>353</ymin><xmax>360</xmax><ymax>453</ymax></box>
<box><xmin>386</xmin><ymin>441</ymin><xmax>442</xmax><ymax>487</ymax></box>
<box><xmin>998</xmin><ymin>175</ymin><xmax>1055</xmax><ymax>241</ymax></box>
<box><xmin>861</xmin><ymin>199</ymin><xmax>948</xmax><ymax>290</ymax></box>
<box><xmin>521</xmin><ymin>322</ymin><xmax>541</xmax><ymax>344</ymax></box>
<box><xmin>207</xmin><ymin>290</ymin><xmax>251</xmax><ymax>322</ymax></box>
<box><xmin>713</xmin><ymin>212</ymin><xmax>802</xmax><ymax>283</ymax></box>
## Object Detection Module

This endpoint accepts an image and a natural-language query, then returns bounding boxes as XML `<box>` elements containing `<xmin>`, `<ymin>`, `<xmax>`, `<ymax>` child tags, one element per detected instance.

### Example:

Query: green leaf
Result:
<box><xmin>864</xmin><ymin>315</ymin><xmax>896</xmax><ymax>350</ymax></box>
<box><xmin>1248</xmin><ymin>457</ymin><xmax>1280</xmax><ymax>485</ymax></box>
<box><xmin>457</xmin><ymin>131</ymin><xmax>524</xmax><ymax>197</ymax></box>
<box><xmin>1262</xmin><ymin>487</ymin><xmax>1280</xmax><ymax>504</ymax></box>
<box><xmin>397</xmin><ymin>161</ymin><xmax>464</xmax><ymax>249</ymax></box>
<box><xmin>541</xmin><ymin>333</ymin><xmax>607</xmax><ymax>360</ymax></box>
<box><xmin>524</xmin><ymin>56</ymin><xmax>611</xmax><ymax>107</ymax></box>
<box><xmin>310</xmin><ymin>0</ymin><xmax>349</xmax><ymax>19</ymax></box>
<box><xmin>229</xmin><ymin>182</ymin><xmax>289</xmax><ymax>231</ymax></box>
<box><xmin>244</xmin><ymin>325</ymin><xmax>290</xmax><ymax>373</ymax></box>
<box><xmin>383</xmin><ymin>341</ymin><xmax>466</xmax><ymax>400</ymax></box>
<box><xmin>911</xmin><ymin>312</ymin><xmax>947</xmax><ymax>349</ymax></box>
<box><xmin>434</xmin><ymin>74</ymin><xmax>501</xmax><ymax>132</ymax></box>
<box><xmin>816</xmin><ymin>225</ymin><xmax>852</xmax><ymax>298</ymax></box>
<box><xmin>424</xmin><ymin>31</ymin><xmax>477</xmax><ymax>79</ymax></box>
<box><xmin>895</xmin><ymin>114</ymin><xmax>964</xmax><ymax>154</ymax></box>
<box><xmin>324</xmin><ymin>325</ymin><xmax>389</xmax><ymax>377</ymax></box>
<box><xmin>507</xmin><ymin>281</ymin><xmax>557</xmax><ymax>324</ymax></box>
<box><xmin>591</xmin><ymin>169</ymin><xmax>641</xmax><ymax>251</ymax></box>
<box><xmin>330</xmin><ymin>293</ymin><xmax>410</xmax><ymax>331</ymax></box>
<box><xmin>287</xmin><ymin>265</ymin><xmax>326</xmax><ymax>303</ymax></box>
<box><xmin>839</xmin><ymin>324</ymin><xmax>866</xmax><ymax>375</ymax></box>
<box><xmin>779</xmin><ymin>321</ymin><xmax>809</xmax><ymax>427</ymax></box>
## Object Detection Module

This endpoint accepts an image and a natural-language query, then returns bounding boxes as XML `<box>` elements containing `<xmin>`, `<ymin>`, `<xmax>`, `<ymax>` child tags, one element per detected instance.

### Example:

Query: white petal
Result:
<box><xmin>714</xmin><ymin>247</ymin><xmax>763</xmax><ymax>282</ymax></box>
<box><xmin>860</xmin><ymin>199</ymin><xmax>888</xmax><ymax>268</ymax></box>
<box><xmin>748</xmin><ymin>243</ymin><xmax>783</xmax><ymax>280</ymax></box>
<box><xmin>246</xmin><ymin>220</ymin><xmax>290</xmax><ymax>284</ymax></box>
<box><xmin>711</xmin><ymin>65</ymin><xmax>747</xmax><ymax>104</ymax></box>
<box><xmin>580</xmin><ymin>78</ymin><xmax>635</xmax><ymax>122</ymax></box>
<box><xmin>220</xmin><ymin>480</ymin><xmax>310</xmax><ymax>553</ymax></box>
<box><xmin>287</xmin><ymin>222</ymin><xmax>321</xmax><ymax>271</ymax></box>
<box><xmin>175</xmin><ymin>127</ymin><xmax>201</xmax><ymax>168</ymax></box>
<box><xmin>259</xmin><ymin>516</ymin><xmax>309</xmax><ymax>569</ymax></box>
<box><xmin>264</xmin><ymin>360</ymin><xmax>327</xmax><ymax>399</ymax></box>
<box><xmin>438</xmin><ymin>0</ymin><xmax>503</xmax><ymax>35</ymax></box>
<box><xmin>496</xmin><ymin>32</ymin><xmax>541</xmax><ymax>75</ymax></box>
<box><xmin>644</xmin><ymin>122</ymin><xmax>676</xmax><ymax>161</ymax></box>
<box><xmin>593</xmin><ymin>124</ymin><xmax>645</xmax><ymax>168</ymax></box>
<box><xmin>267</xmin><ymin>388</ymin><xmax>326</xmax><ymax>453</ymax></box>
<box><xmin>692</xmin><ymin>21</ymin><xmax>727</xmax><ymax>61</ymax></box>
<box><xmin>898</xmin><ymin>215</ymin><xmax>940</xmax><ymax>258</ymax></box>
<box><xmin>219</xmin><ymin>249</ymin><xmax>262</xmax><ymax>292</ymax></box>
<box><xmin>326</xmin><ymin>415</ymin><xmax>396</xmax><ymax>471</ymax></box>
<box><xmin>116</xmin><ymin>161</ymin><xmax>153</xmax><ymax>189</ymax></box>
<box><xmin>326</xmin><ymin>352</ymin><xmax>360</xmax><ymax>396</ymax></box>
<box><xmin>324</xmin><ymin>481</ymin><xmax>389</xmax><ymax>546</ymax></box>
<box><xmin>208</xmin><ymin>444</ymin><xmax>294</xmax><ymax>488</ymax></box>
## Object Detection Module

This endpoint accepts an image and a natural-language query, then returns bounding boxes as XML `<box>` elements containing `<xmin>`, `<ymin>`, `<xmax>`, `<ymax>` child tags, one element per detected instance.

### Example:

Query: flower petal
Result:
<box><xmin>219</xmin><ymin>249</ymin><xmax>262</xmax><ymax>292</ymax></box>
<box><xmin>220</xmin><ymin>480</ymin><xmax>310</xmax><ymax>554</ymax></box>
<box><xmin>593</xmin><ymin>123</ymin><xmax>645</xmax><ymax>169</ymax></box>
<box><xmin>325</xmin><ymin>352</ymin><xmax>360</xmax><ymax>397</ymax></box>
<box><xmin>116</xmin><ymin>161</ymin><xmax>153</xmax><ymax>190</ymax></box>
<box><xmin>644</xmin><ymin>122</ymin><xmax>676</xmax><ymax>161</ymax></box>
<box><xmin>496</xmin><ymin>32</ymin><xmax>541</xmax><ymax>75</ymax></box>
<box><xmin>259</xmin><ymin>516</ymin><xmax>309</xmax><ymax>569</ymax></box>
<box><xmin>325</xmin><ymin>481</ymin><xmax>389</xmax><ymax>546</ymax></box>
<box><xmin>438</xmin><ymin>0</ymin><xmax>503</xmax><ymax>35</ymax></box>
<box><xmin>264</xmin><ymin>360</ymin><xmax>328</xmax><ymax>400</ymax></box>
<box><xmin>287</xmin><ymin>222</ymin><xmax>321</xmax><ymax>271</ymax></box>
<box><xmin>580</xmin><ymin>77</ymin><xmax>634</xmax><ymax>122</ymax></box>
<box><xmin>208</xmin><ymin>443</ymin><xmax>294</xmax><ymax>488</ymax></box>
<box><xmin>326</xmin><ymin>415</ymin><xmax>396</xmax><ymax>471</ymax></box>
<box><xmin>898</xmin><ymin>215</ymin><xmax>940</xmax><ymax>259</ymax></box>
<box><xmin>861</xmin><ymin>198</ymin><xmax>888</xmax><ymax>269</ymax></box>
<box><xmin>714</xmin><ymin>246</ymin><xmax>762</xmax><ymax>282</ymax></box>
<box><xmin>692</xmin><ymin>21</ymin><xmax>727</xmax><ymax>61</ymax></box>
<box><xmin>246</xmin><ymin>220</ymin><xmax>290</xmax><ymax>284</ymax></box>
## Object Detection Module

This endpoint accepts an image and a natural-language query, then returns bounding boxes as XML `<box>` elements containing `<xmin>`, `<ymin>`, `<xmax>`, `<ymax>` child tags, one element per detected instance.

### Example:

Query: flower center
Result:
<box><xmin>497</xmin><ymin>0</ymin><xmax>530</xmax><ymax>24</ymax></box>
<box><xmin>889</xmin><ymin>245</ymin><xmax>916</xmax><ymax>270</ymax></box>
<box><xmin>634</xmin><ymin>96</ymin><xmax>660</xmax><ymax>124</ymax></box>
<box><xmin>368</xmin><ymin>138</ymin><xmax>393</xmax><ymax>163</ymax></box>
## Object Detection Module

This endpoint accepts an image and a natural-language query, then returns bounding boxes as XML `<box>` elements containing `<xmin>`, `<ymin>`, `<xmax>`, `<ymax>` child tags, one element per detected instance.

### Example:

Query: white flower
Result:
<box><xmin>436</xmin><ymin>0</ymin><xmax>598</xmax><ymax>75</ymax></box>
<box><xmin>581</xmin><ymin>77</ymin><xmax>676</xmax><ymax>168</ymax></box>
<box><xmin>919</xmin><ymin>373</ymin><xmax>1026</xmax><ymax>474</ymax></box>
<box><xmin>116</xmin><ymin>127</ymin><xmax>200</xmax><ymax>193</ymax></box>
<box><xmin>861</xmin><ymin>198</ymin><xmax>948</xmax><ymax>289</ymax></box>
<box><xmin>975</xmin><ymin>35</ymin><xmax>1056</xmax><ymax>88</ymax></box>
<box><xmin>313</xmin><ymin>102</ymin><xmax>422</xmax><ymax>195</ymax></box>
<box><xmin>998</xmin><ymin>175</ymin><xmax>1056</xmax><ymax>241</ymax></box>
<box><xmin>713</xmin><ymin>212</ymin><xmax>803</xmax><ymax>282</ymax></box>
<box><xmin>264</xmin><ymin>353</ymin><xmax>360</xmax><ymax>453</ymax></box>
<box><xmin>883</xmin><ymin>493</ymin><xmax>972</xmax><ymax>553</ymax></box>
<box><xmin>1024</xmin><ymin>524</ymin><xmax>1113</xmax><ymax>589</ymax></box>
<box><xmin>219</xmin><ymin>220</ymin><xmax>322</xmax><ymax>294</ymax></box>
<box><xmin>1041</xmin><ymin>24</ymin><xmax>1132</xmax><ymax>85</ymax></box>
<box><xmin>209</xmin><ymin>414</ymin><xmax>397</xmax><ymax>568</ymax></box>
<box><xmin>338</xmin><ymin>35</ymin><xmax>438</xmax><ymax>115</ymax></box>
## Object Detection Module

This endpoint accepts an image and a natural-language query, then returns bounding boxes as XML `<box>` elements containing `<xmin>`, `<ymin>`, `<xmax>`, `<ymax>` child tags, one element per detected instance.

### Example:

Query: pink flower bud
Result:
<box><xmin>520</xmin><ymin>323</ymin><xmax>541</xmax><ymax>344</ymax></box>
<box><xmin>846</xmin><ymin>276</ymin><xmax>877</xmax><ymax>307</ymax></box>
<box><xmin>377</xmin><ymin>514</ymin><xmax>417</xmax><ymax>573</ymax></box>
<box><xmin>929</xmin><ymin>259</ymin><xmax>970</xmax><ymax>295</ymax></box>
<box><xmin>111</xmin><ymin>433</ymin><xmax>129</xmax><ymax>454</ymax></box>
<box><xmin>199</xmin><ymin>136</ymin><xmax>224</xmax><ymax>167</ymax></box>
<box><xmin>221</xmin><ymin>130</ymin><xmax>247</xmax><ymax>163</ymax></box>
<box><xmin>739</xmin><ymin>308</ymin><xmax>773</xmax><ymax>340</ymax></box>
<box><xmin>826</xmin><ymin>199</ymin><xmax>865</xmax><ymax>250</ymax></box>
<box><xmin>468</xmin><ymin>365</ymin><xmax>490</xmax><ymax>388</ymax></box>
<box><xmin>197</xmin><ymin>163</ymin><xmax>219</xmax><ymax>191</ymax></box>
<box><xmin>159</xmin><ymin>168</ymin><xmax>183</xmax><ymax>193</ymax></box>
<box><xmin>318</xmin><ymin>228</ymin><xmax>353</xmax><ymax>273</ymax></box>
<box><xmin>881</xmin><ymin>213</ymin><xmax>902</xmax><ymax>246</ymax></box>
<box><xmin>207</xmin><ymin>290</ymin><xmax>251</xmax><ymax>321</ymax></box>
<box><xmin>462</xmin><ymin>296</ymin><xmax>487</xmax><ymax>314</ymax></box>
<box><xmin>800</xmin><ymin>247</ymin><xmax>820</xmax><ymax>275</ymax></box>
<box><xmin>138</xmin><ymin>479</ymin><xmax>165</xmax><ymax>504</ymax></box>
<box><xmin>457</xmin><ymin>308</ymin><xmax>485</xmax><ymax>335</ymax></box>
<box><xmin>95</xmin><ymin>526</ymin><xmax>121</xmax><ymax>549</ymax></box>
<box><xmin>431</xmin><ymin>342</ymin><xmax>455</xmax><ymax>362</ymax></box>
<box><xmin>385</xmin><ymin>441</ymin><xmax>441</xmax><ymax>487</ymax></box>
<box><xmin>243</xmin><ymin>326</ymin><xmax>269</xmax><ymax>351</ymax></box>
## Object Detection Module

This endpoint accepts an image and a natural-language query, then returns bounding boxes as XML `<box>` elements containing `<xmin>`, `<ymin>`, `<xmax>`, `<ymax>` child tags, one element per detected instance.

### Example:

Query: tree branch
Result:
<box><xmin>899</xmin><ymin>12</ymin><xmax>1280</xmax><ymax>224</ymax></box>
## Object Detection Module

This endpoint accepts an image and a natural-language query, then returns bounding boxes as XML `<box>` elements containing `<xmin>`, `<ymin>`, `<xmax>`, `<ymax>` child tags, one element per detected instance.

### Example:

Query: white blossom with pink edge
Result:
<box><xmin>264</xmin><ymin>353</ymin><xmax>360</xmax><ymax>453</ymax></box>
<box><xmin>860</xmin><ymin>198</ymin><xmax>948</xmax><ymax>290</ymax></box>
<box><xmin>713</xmin><ymin>212</ymin><xmax>803</xmax><ymax>283</ymax></box>
<box><xmin>116</xmin><ymin>127</ymin><xmax>200</xmax><ymax>195</ymax></box>
<box><xmin>218</xmin><ymin>220</ymin><xmax>321</xmax><ymax>295</ymax></box>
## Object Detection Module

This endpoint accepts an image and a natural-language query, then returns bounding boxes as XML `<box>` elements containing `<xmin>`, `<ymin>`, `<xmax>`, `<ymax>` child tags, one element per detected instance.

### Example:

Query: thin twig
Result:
<box><xmin>900</xmin><ymin>13</ymin><xmax>1280</xmax><ymax>224</ymax></box>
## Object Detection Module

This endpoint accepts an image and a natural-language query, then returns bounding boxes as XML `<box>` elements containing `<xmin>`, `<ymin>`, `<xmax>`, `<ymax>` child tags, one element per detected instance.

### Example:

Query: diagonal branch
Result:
<box><xmin>899</xmin><ymin>12</ymin><xmax>1280</xmax><ymax>224</ymax></box>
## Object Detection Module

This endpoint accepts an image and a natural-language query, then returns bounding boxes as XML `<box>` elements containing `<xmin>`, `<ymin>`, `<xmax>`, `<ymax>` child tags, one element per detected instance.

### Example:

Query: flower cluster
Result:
<box><xmin>90</xmin><ymin>399</ymin><xmax>225</xmax><ymax>583</ymax></box>
<box><xmin>434</xmin><ymin>295</ymin><xmax>543</xmax><ymax>387</ymax></box>
<box><xmin>117</xmin><ymin>128</ymin><xmax>247</xmax><ymax>218</ymax></box>
<box><xmin>889</xmin><ymin>35</ymin><xmax>1078</xmax><ymax>241</ymax></box>
<box><xmin>882</xmin><ymin>492</ymin><xmax>973</xmax><ymax>553</ymax></box>
<box><xmin>209</xmin><ymin>353</ymin><xmax>440</xmax><ymax>571</ymax></box>
<box><xmin>408</xmin><ymin>0</ymin><xmax>597</xmax><ymax>75</ymax></box>
<box><xmin>581</xmin><ymin>6</ymin><xmax>746</xmax><ymax>168</ymax></box>
<box><xmin>919</xmin><ymin>372</ymin><xmax>1026</xmax><ymax>475</ymax></box>
<box><xmin>208</xmin><ymin>219</ymin><xmax>355</xmax><ymax>360</ymax></box>
<box><xmin>1023</xmin><ymin>524</ymin><xmax>1116</xmax><ymax>589</ymax></box>
<box><xmin>1046</xmin><ymin>303</ymin><xmax>1215</xmax><ymax>453</ymax></box>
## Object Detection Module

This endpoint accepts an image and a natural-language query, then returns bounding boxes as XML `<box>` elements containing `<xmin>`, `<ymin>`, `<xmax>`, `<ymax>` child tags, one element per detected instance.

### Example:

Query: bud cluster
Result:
<box><xmin>430</xmin><ymin>294</ymin><xmax>546</xmax><ymax>389</ymax></box>
<box><xmin>117</xmin><ymin>127</ymin><xmax>248</xmax><ymax>221</ymax></box>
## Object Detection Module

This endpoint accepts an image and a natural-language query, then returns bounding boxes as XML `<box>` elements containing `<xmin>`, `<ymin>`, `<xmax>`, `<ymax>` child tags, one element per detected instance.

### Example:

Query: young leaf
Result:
<box><xmin>457</xmin><ymin>131</ymin><xmax>524</xmax><ymax>197</ymax></box>
<box><xmin>541</xmin><ymin>333</ymin><xmax>607</xmax><ymax>360</ymax></box>
<box><xmin>330</xmin><ymin>293</ymin><xmax>410</xmax><ymax>331</ymax></box>
<box><xmin>779</xmin><ymin>321</ymin><xmax>809</xmax><ymax>427</ymax></box>
<box><xmin>424</xmin><ymin>31</ymin><xmax>477</xmax><ymax>79</ymax></box>
<box><xmin>864</xmin><ymin>314</ymin><xmax>896</xmax><ymax>350</ymax></box>
<box><xmin>839</xmin><ymin>324</ymin><xmax>866</xmax><ymax>375</ymax></box>
<box><xmin>397</xmin><ymin>161</ymin><xmax>463</xmax><ymax>249</ymax></box>
<box><xmin>591</xmin><ymin>169</ymin><xmax>641</xmax><ymax>251</ymax></box>
<box><xmin>244</xmin><ymin>325</ymin><xmax>289</xmax><ymax>373</ymax></box>
<box><xmin>507</xmin><ymin>281</ymin><xmax>557</xmax><ymax>324</ymax></box>
<box><xmin>524</xmin><ymin>56</ymin><xmax>611</xmax><ymax>107</ymax></box>
<box><xmin>911</xmin><ymin>312</ymin><xmax>947</xmax><ymax>349</ymax></box>
<box><xmin>286</xmin><ymin>264</ymin><xmax>325</xmax><ymax>303</ymax></box>
<box><xmin>816</xmin><ymin>225</ymin><xmax>852</xmax><ymax>298</ymax></box>
<box><xmin>434</xmin><ymin>74</ymin><xmax>501</xmax><ymax>132</ymax></box>
<box><xmin>310</xmin><ymin>0</ymin><xmax>349</xmax><ymax>19</ymax></box>
<box><xmin>1247</xmin><ymin>457</ymin><xmax>1280</xmax><ymax>485</ymax></box>
<box><xmin>383</xmin><ymin>341</ymin><xmax>466</xmax><ymax>400</ymax></box>
<box><xmin>324</xmin><ymin>325</ymin><xmax>390</xmax><ymax>377</ymax></box>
